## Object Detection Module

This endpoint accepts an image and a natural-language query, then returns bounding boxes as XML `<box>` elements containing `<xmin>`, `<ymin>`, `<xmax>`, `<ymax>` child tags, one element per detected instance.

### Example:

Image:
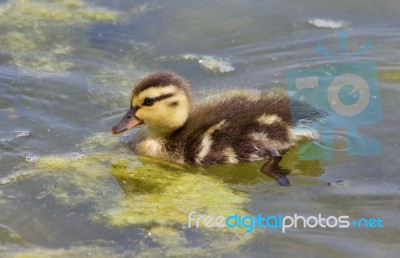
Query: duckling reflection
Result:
<box><xmin>112</xmin><ymin>71</ymin><xmax>325</xmax><ymax>186</ymax></box>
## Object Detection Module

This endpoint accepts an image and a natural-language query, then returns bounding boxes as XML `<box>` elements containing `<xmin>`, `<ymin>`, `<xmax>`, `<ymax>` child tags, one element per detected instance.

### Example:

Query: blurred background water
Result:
<box><xmin>0</xmin><ymin>0</ymin><xmax>399</xmax><ymax>257</ymax></box>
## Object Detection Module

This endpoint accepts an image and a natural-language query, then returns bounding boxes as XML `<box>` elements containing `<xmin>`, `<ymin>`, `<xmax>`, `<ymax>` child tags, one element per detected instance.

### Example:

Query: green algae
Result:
<box><xmin>107</xmin><ymin>162</ymin><xmax>248</xmax><ymax>227</ymax></box>
<box><xmin>0</xmin><ymin>0</ymin><xmax>156</xmax><ymax>74</ymax></box>
<box><xmin>378</xmin><ymin>69</ymin><xmax>400</xmax><ymax>83</ymax></box>
<box><xmin>0</xmin><ymin>0</ymin><xmax>118</xmax><ymax>27</ymax></box>
<box><xmin>0</xmin><ymin>131</ymin><xmax>254</xmax><ymax>254</ymax></box>
<box><xmin>0</xmin><ymin>0</ymin><xmax>119</xmax><ymax>73</ymax></box>
<box><xmin>0</xmin><ymin>225</ymin><xmax>24</xmax><ymax>245</ymax></box>
<box><xmin>0</xmin><ymin>188</ymin><xmax>7</xmax><ymax>205</ymax></box>
<box><xmin>182</xmin><ymin>54</ymin><xmax>235</xmax><ymax>73</ymax></box>
<box><xmin>79</xmin><ymin>132</ymin><xmax>123</xmax><ymax>152</ymax></box>
<box><xmin>33</xmin><ymin>152</ymin><xmax>129</xmax><ymax>208</ymax></box>
<box><xmin>93</xmin><ymin>68</ymin><xmax>138</xmax><ymax>90</ymax></box>
<box><xmin>158</xmin><ymin>54</ymin><xmax>235</xmax><ymax>73</ymax></box>
<box><xmin>31</xmin><ymin>150</ymin><xmax>249</xmax><ymax>231</ymax></box>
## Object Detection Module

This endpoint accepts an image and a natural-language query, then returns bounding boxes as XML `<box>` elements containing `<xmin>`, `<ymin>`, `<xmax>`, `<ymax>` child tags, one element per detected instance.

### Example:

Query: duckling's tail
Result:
<box><xmin>289</xmin><ymin>97</ymin><xmax>327</xmax><ymax>128</ymax></box>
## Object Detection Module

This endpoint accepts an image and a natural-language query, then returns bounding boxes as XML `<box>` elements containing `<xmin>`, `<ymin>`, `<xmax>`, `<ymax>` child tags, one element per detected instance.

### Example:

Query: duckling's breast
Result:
<box><xmin>132</xmin><ymin>130</ymin><xmax>182</xmax><ymax>163</ymax></box>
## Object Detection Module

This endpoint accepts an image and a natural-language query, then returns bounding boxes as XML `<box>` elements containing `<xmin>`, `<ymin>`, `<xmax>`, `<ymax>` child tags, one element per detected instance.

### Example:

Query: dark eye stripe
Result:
<box><xmin>138</xmin><ymin>93</ymin><xmax>175</xmax><ymax>107</ymax></box>
<box><xmin>142</xmin><ymin>93</ymin><xmax>174</xmax><ymax>106</ymax></box>
<box><xmin>152</xmin><ymin>93</ymin><xmax>174</xmax><ymax>102</ymax></box>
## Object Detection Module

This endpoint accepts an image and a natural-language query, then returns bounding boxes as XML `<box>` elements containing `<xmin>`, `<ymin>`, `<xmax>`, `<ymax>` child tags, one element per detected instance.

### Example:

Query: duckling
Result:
<box><xmin>112</xmin><ymin>71</ymin><xmax>324</xmax><ymax>186</ymax></box>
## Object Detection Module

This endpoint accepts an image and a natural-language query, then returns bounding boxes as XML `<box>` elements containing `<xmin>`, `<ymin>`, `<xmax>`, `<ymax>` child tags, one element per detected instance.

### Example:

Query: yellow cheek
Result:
<box><xmin>135</xmin><ymin>109</ymin><xmax>144</xmax><ymax>119</ymax></box>
<box><xmin>136</xmin><ymin>107</ymin><xmax>158</xmax><ymax>120</ymax></box>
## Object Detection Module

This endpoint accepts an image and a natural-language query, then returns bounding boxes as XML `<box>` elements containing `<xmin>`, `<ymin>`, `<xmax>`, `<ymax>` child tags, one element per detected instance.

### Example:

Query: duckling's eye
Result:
<box><xmin>143</xmin><ymin>98</ymin><xmax>154</xmax><ymax>106</ymax></box>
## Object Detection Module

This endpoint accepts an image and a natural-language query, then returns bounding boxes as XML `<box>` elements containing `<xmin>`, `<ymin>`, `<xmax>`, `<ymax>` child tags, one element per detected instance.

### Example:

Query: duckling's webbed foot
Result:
<box><xmin>260</xmin><ymin>156</ymin><xmax>291</xmax><ymax>187</ymax></box>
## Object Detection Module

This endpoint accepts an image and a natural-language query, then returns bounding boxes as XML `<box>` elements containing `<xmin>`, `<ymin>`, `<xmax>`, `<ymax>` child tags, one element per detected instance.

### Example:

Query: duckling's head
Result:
<box><xmin>112</xmin><ymin>71</ymin><xmax>191</xmax><ymax>136</ymax></box>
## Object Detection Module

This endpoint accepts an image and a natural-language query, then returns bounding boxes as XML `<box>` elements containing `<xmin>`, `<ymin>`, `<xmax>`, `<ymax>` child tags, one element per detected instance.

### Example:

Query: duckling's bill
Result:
<box><xmin>112</xmin><ymin>108</ymin><xmax>143</xmax><ymax>135</ymax></box>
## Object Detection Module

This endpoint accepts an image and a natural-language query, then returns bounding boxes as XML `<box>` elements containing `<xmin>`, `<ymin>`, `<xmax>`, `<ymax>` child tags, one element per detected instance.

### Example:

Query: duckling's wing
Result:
<box><xmin>169</xmin><ymin>91</ymin><xmax>325</xmax><ymax>165</ymax></box>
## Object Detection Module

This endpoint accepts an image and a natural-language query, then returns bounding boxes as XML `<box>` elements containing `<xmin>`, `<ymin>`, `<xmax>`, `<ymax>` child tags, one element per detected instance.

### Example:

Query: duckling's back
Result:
<box><xmin>165</xmin><ymin>90</ymin><xmax>324</xmax><ymax>166</ymax></box>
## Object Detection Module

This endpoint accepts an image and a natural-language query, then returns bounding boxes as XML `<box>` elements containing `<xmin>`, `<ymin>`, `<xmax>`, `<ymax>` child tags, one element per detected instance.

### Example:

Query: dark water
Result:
<box><xmin>0</xmin><ymin>0</ymin><xmax>399</xmax><ymax>257</ymax></box>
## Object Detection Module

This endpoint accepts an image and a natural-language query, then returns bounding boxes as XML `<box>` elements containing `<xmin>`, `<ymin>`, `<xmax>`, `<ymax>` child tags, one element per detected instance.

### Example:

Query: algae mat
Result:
<box><xmin>0</xmin><ymin>132</ymin><xmax>258</xmax><ymax>257</ymax></box>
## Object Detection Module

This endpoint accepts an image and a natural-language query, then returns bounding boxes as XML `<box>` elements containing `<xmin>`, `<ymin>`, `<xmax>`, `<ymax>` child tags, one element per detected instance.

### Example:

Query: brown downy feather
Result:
<box><xmin>164</xmin><ymin>91</ymin><xmax>299</xmax><ymax>165</ymax></box>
